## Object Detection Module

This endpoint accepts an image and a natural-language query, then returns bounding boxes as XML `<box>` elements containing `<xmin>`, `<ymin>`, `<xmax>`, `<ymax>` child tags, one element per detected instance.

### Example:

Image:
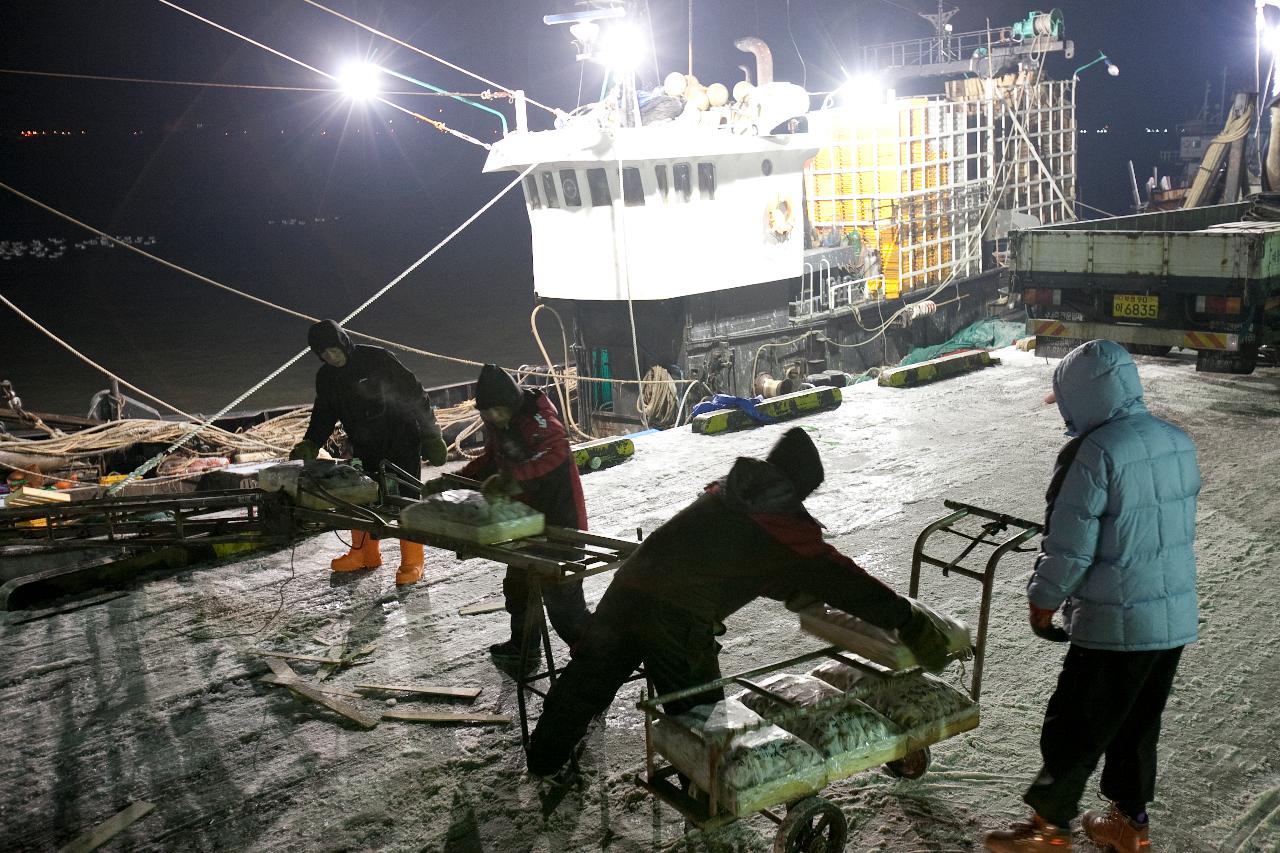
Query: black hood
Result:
<box><xmin>475</xmin><ymin>363</ymin><xmax>522</xmax><ymax>410</ymax></box>
<box><xmin>308</xmin><ymin>319</ymin><xmax>354</xmax><ymax>360</ymax></box>
<box><xmin>764</xmin><ymin>427</ymin><xmax>824</xmax><ymax>499</ymax></box>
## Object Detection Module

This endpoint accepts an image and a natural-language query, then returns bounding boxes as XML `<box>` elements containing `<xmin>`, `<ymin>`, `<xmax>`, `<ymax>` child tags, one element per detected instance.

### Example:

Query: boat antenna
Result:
<box><xmin>688</xmin><ymin>0</ymin><xmax>694</xmax><ymax>76</ymax></box>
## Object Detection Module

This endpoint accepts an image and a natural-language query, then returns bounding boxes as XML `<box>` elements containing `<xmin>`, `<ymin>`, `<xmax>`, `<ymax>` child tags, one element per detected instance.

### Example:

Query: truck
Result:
<box><xmin>1009</xmin><ymin>200</ymin><xmax>1280</xmax><ymax>374</ymax></box>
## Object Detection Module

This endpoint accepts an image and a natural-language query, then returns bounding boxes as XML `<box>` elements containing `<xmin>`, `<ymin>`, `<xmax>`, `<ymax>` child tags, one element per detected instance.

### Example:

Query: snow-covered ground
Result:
<box><xmin>2</xmin><ymin>347</ymin><xmax>1277</xmax><ymax>852</ymax></box>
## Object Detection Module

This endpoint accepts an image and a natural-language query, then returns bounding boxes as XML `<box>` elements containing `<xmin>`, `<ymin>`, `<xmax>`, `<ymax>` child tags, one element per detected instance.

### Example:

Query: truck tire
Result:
<box><xmin>1196</xmin><ymin>344</ymin><xmax>1258</xmax><ymax>375</ymax></box>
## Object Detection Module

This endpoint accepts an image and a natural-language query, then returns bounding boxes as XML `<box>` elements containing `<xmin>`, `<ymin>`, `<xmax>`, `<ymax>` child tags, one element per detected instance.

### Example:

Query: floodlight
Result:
<box><xmin>836</xmin><ymin>74</ymin><xmax>885</xmax><ymax>109</ymax></box>
<box><xmin>337</xmin><ymin>63</ymin><xmax>381</xmax><ymax>100</ymax></box>
<box><xmin>1106</xmin><ymin>59</ymin><xmax>1120</xmax><ymax>76</ymax></box>
<box><xmin>1266</xmin><ymin>26</ymin><xmax>1280</xmax><ymax>54</ymax></box>
<box><xmin>597</xmin><ymin>24</ymin><xmax>645</xmax><ymax>72</ymax></box>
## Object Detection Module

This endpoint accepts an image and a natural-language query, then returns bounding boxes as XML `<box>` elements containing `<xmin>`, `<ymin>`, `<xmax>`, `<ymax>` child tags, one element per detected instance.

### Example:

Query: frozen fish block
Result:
<box><xmin>650</xmin><ymin>698</ymin><xmax>827</xmax><ymax>816</ymax></box>
<box><xmin>734</xmin><ymin>673</ymin><xmax>905</xmax><ymax>778</ymax></box>
<box><xmin>797</xmin><ymin>598</ymin><xmax>971</xmax><ymax>671</ymax></box>
<box><xmin>399</xmin><ymin>489</ymin><xmax>545</xmax><ymax>545</ymax></box>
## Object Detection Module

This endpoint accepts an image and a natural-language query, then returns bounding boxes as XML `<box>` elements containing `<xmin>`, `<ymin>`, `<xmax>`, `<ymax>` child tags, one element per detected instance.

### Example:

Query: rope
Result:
<box><xmin>638</xmin><ymin>366</ymin><xmax>680</xmax><ymax>428</ymax></box>
<box><xmin>0</xmin><ymin>182</ymin><xmax>686</xmax><ymax>389</ymax></box>
<box><xmin>529</xmin><ymin>305</ymin><xmax>590</xmax><ymax>441</ymax></box>
<box><xmin>153</xmin><ymin>0</ymin><xmax>490</xmax><ymax>150</ymax></box>
<box><xmin>0</xmin><ymin>68</ymin><xmax>503</xmax><ymax>98</ymax></box>
<box><xmin>106</xmin><ymin>164</ymin><xmax>539</xmax><ymax>491</ymax></box>
<box><xmin>299</xmin><ymin>0</ymin><xmax>558</xmax><ymax>117</ymax></box>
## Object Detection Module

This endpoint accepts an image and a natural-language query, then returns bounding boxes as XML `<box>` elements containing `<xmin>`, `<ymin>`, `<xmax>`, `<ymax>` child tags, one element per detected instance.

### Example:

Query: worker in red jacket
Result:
<box><xmin>459</xmin><ymin>364</ymin><xmax>590</xmax><ymax>671</ymax></box>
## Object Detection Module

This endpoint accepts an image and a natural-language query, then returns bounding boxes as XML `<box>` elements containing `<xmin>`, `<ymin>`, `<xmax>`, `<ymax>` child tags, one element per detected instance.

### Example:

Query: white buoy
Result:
<box><xmin>663</xmin><ymin>71</ymin><xmax>686</xmax><ymax>98</ymax></box>
<box><xmin>733</xmin><ymin>80</ymin><xmax>754</xmax><ymax>102</ymax></box>
<box><xmin>706</xmin><ymin>83</ymin><xmax>729</xmax><ymax>107</ymax></box>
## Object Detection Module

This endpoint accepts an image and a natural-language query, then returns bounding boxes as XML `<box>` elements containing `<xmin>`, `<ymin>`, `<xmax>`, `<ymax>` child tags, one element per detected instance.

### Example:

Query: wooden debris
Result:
<box><xmin>260</xmin><ymin>674</ymin><xmax>362</xmax><ymax>699</ymax></box>
<box><xmin>355</xmin><ymin>683</ymin><xmax>481</xmax><ymax>700</ymax></box>
<box><xmin>283</xmin><ymin>681</ymin><xmax>379</xmax><ymax>729</ymax></box>
<box><xmin>263</xmin><ymin>656</ymin><xmax>298</xmax><ymax>679</ymax></box>
<box><xmin>57</xmin><ymin>801</ymin><xmax>154</xmax><ymax>853</ymax></box>
<box><xmin>458</xmin><ymin>600</ymin><xmax>506</xmax><ymax>617</ymax></box>
<box><xmin>381</xmin><ymin>710</ymin><xmax>511</xmax><ymax>725</ymax></box>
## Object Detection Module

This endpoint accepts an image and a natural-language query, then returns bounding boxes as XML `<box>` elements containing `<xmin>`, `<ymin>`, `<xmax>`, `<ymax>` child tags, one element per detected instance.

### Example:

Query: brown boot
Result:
<box><xmin>395</xmin><ymin>540</ymin><xmax>424</xmax><ymax>585</ymax></box>
<box><xmin>1082</xmin><ymin>804</ymin><xmax>1149</xmax><ymax>852</ymax></box>
<box><xmin>984</xmin><ymin>814</ymin><xmax>1072</xmax><ymax>852</ymax></box>
<box><xmin>331</xmin><ymin>530</ymin><xmax>382</xmax><ymax>572</ymax></box>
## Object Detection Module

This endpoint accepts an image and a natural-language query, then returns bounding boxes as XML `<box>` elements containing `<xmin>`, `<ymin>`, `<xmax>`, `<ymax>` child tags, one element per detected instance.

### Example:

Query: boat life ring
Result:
<box><xmin>767</xmin><ymin>195</ymin><xmax>797</xmax><ymax>240</ymax></box>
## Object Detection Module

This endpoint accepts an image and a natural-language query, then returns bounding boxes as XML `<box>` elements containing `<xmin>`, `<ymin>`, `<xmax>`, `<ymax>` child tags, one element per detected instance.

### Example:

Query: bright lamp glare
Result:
<box><xmin>598</xmin><ymin>24</ymin><xmax>645</xmax><ymax>71</ymax></box>
<box><xmin>338</xmin><ymin>63</ymin><xmax>381</xmax><ymax>100</ymax></box>
<box><xmin>837</xmin><ymin>74</ymin><xmax>884</xmax><ymax>108</ymax></box>
<box><xmin>1106</xmin><ymin>60</ymin><xmax>1120</xmax><ymax>77</ymax></box>
<box><xmin>1267</xmin><ymin>27</ymin><xmax>1280</xmax><ymax>54</ymax></box>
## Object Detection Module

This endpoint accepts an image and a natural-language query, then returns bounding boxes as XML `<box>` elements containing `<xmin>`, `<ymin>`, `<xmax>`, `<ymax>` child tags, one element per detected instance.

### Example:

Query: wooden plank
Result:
<box><xmin>284</xmin><ymin>681</ymin><xmax>379</xmax><ymax>729</ymax></box>
<box><xmin>381</xmin><ymin>710</ymin><xmax>511</xmax><ymax>725</ymax></box>
<box><xmin>457</xmin><ymin>600</ymin><xmax>506</xmax><ymax>617</ymax></box>
<box><xmin>355</xmin><ymin>683</ymin><xmax>481</xmax><ymax>700</ymax></box>
<box><xmin>263</xmin><ymin>657</ymin><xmax>297</xmax><ymax>679</ymax></box>
<box><xmin>877</xmin><ymin>351</ymin><xmax>999</xmax><ymax>388</ymax></box>
<box><xmin>252</xmin><ymin>650</ymin><xmax>343</xmax><ymax>665</ymax></box>
<box><xmin>260</xmin><ymin>674</ymin><xmax>362</xmax><ymax>699</ymax></box>
<box><xmin>57</xmin><ymin>801</ymin><xmax>155</xmax><ymax>853</ymax></box>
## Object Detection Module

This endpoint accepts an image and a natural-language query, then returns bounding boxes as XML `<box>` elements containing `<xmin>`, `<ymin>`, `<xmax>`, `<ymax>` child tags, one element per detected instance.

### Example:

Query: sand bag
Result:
<box><xmin>797</xmin><ymin>598</ymin><xmax>971</xmax><ymax>671</ymax></box>
<box><xmin>857</xmin><ymin>672</ymin><xmax>976</xmax><ymax>732</ymax></box>
<box><xmin>651</xmin><ymin>698</ymin><xmax>827</xmax><ymax>816</ymax></box>
<box><xmin>399</xmin><ymin>489</ymin><xmax>544</xmax><ymax>544</ymax></box>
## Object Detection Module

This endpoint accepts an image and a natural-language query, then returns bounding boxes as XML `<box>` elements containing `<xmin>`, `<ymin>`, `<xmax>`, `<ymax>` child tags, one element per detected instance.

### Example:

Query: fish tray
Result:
<box><xmin>398</xmin><ymin>490</ymin><xmax>545</xmax><ymax>545</ymax></box>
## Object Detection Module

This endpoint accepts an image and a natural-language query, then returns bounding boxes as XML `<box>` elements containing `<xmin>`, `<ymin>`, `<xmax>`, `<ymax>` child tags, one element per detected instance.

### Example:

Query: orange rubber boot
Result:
<box><xmin>1082</xmin><ymin>804</ymin><xmax>1149</xmax><ymax>853</ymax></box>
<box><xmin>984</xmin><ymin>814</ymin><xmax>1073</xmax><ymax>852</ymax></box>
<box><xmin>395</xmin><ymin>540</ymin><xmax>425</xmax><ymax>585</ymax></box>
<box><xmin>331</xmin><ymin>530</ymin><xmax>382</xmax><ymax>572</ymax></box>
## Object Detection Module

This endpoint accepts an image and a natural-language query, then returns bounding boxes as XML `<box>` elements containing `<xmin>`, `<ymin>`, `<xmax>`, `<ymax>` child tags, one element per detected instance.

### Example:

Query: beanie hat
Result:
<box><xmin>475</xmin><ymin>364</ymin><xmax>522</xmax><ymax>410</ymax></box>
<box><xmin>765</xmin><ymin>427</ymin><xmax>824</xmax><ymax>499</ymax></box>
<box><xmin>307</xmin><ymin>319</ymin><xmax>353</xmax><ymax>359</ymax></box>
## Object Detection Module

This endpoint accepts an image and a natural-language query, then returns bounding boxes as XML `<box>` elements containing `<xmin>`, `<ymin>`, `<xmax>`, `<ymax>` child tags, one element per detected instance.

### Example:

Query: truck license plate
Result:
<box><xmin>1112</xmin><ymin>294</ymin><xmax>1159</xmax><ymax>320</ymax></box>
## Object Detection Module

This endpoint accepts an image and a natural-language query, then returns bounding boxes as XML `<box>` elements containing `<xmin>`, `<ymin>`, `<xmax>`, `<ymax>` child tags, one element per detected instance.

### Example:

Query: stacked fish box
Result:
<box><xmin>257</xmin><ymin>460</ymin><xmax>379</xmax><ymax>510</ymax></box>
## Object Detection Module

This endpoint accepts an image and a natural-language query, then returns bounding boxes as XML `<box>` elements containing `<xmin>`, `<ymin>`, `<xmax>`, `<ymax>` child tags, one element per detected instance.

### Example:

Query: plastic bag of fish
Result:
<box><xmin>398</xmin><ymin>489</ymin><xmax>545</xmax><ymax>544</ymax></box>
<box><xmin>797</xmin><ymin>597</ymin><xmax>971</xmax><ymax>671</ymax></box>
<box><xmin>810</xmin><ymin>663</ymin><xmax>976</xmax><ymax>732</ymax></box>
<box><xmin>733</xmin><ymin>673</ymin><xmax>904</xmax><ymax>774</ymax></box>
<box><xmin>650</xmin><ymin>698</ymin><xmax>827</xmax><ymax>815</ymax></box>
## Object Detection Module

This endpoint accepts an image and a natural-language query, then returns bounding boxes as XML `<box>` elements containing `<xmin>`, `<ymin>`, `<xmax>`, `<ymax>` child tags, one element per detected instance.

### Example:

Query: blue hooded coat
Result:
<box><xmin>1028</xmin><ymin>340</ymin><xmax>1200</xmax><ymax>651</ymax></box>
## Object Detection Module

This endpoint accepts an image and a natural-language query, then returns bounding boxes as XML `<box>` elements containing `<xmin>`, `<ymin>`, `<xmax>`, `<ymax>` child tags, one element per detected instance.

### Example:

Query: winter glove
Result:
<box><xmin>898</xmin><ymin>602</ymin><xmax>952</xmax><ymax>673</ymax></box>
<box><xmin>481</xmin><ymin>471</ymin><xmax>519</xmax><ymax>499</ymax></box>
<box><xmin>289</xmin><ymin>439</ymin><xmax>319</xmax><ymax>461</ymax></box>
<box><xmin>1029</xmin><ymin>602</ymin><xmax>1069</xmax><ymax>642</ymax></box>
<box><xmin>421</xmin><ymin>434</ymin><xmax>448</xmax><ymax>467</ymax></box>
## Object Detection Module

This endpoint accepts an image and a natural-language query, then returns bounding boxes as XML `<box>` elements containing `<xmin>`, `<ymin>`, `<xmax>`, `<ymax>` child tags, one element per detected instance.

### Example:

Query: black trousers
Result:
<box><xmin>525</xmin><ymin>589</ymin><xmax>724</xmax><ymax>776</ymax></box>
<box><xmin>504</xmin><ymin>567</ymin><xmax>591</xmax><ymax>648</ymax></box>
<box><xmin>1024</xmin><ymin>644</ymin><xmax>1184</xmax><ymax>827</ymax></box>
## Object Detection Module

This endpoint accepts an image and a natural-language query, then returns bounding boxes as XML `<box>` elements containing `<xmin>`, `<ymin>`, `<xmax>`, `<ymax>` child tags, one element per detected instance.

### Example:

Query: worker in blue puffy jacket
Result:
<box><xmin>984</xmin><ymin>340</ymin><xmax>1200</xmax><ymax>853</ymax></box>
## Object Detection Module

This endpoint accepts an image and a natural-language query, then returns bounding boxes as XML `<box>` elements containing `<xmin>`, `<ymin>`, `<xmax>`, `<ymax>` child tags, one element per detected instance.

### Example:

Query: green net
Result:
<box><xmin>897</xmin><ymin>318</ymin><xmax>1025</xmax><ymax>367</ymax></box>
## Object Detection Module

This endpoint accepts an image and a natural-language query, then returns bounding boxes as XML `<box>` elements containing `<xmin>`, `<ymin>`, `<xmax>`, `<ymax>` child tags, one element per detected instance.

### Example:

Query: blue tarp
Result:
<box><xmin>688</xmin><ymin>394</ymin><xmax>779</xmax><ymax>424</ymax></box>
<box><xmin>897</xmin><ymin>318</ymin><xmax>1025</xmax><ymax>366</ymax></box>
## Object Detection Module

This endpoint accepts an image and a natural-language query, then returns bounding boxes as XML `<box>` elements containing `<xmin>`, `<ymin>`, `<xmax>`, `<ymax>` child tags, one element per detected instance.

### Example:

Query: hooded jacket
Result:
<box><xmin>608</xmin><ymin>455</ymin><xmax>911</xmax><ymax>632</ymax></box>
<box><xmin>1029</xmin><ymin>340</ymin><xmax>1200</xmax><ymax>651</ymax></box>
<box><xmin>302</xmin><ymin>320</ymin><xmax>441</xmax><ymax>459</ymax></box>
<box><xmin>458</xmin><ymin>388</ymin><xmax>587</xmax><ymax>529</ymax></box>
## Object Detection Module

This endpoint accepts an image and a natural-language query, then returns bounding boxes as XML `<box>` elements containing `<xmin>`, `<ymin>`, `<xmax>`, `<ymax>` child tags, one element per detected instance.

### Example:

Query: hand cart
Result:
<box><xmin>634</xmin><ymin>499</ymin><xmax>1043</xmax><ymax>852</ymax></box>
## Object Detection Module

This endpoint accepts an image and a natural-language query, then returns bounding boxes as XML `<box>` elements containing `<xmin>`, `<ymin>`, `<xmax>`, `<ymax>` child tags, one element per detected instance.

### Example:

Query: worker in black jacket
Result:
<box><xmin>290</xmin><ymin>319</ymin><xmax>447</xmax><ymax>585</ymax></box>
<box><xmin>525</xmin><ymin>427</ymin><xmax>952</xmax><ymax>777</ymax></box>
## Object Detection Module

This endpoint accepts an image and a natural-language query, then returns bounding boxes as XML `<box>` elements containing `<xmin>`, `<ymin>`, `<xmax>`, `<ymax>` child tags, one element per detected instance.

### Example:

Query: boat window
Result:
<box><xmin>523</xmin><ymin>175</ymin><xmax>541</xmax><ymax>209</ymax></box>
<box><xmin>559</xmin><ymin>170</ymin><xmax>582</xmax><ymax>207</ymax></box>
<box><xmin>654</xmin><ymin>164</ymin><xmax>669</xmax><ymax>200</ymax></box>
<box><xmin>540</xmin><ymin>172</ymin><xmax>559</xmax><ymax>208</ymax></box>
<box><xmin>673</xmin><ymin>162</ymin><xmax>692</xmax><ymax>201</ymax></box>
<box><xmin>586</xmin><ymin>168</ymin><xmax>612</xmax><ymax>206</ymax></box>
<box><xmin>622</xmin><ymin>167</ymin><xmax>645</xmax><ymax>206</ymax></box>
<box><xmin>697</xmin><ymin>163</ymin><xmax>716</xmax><ymax>200</ymax></box>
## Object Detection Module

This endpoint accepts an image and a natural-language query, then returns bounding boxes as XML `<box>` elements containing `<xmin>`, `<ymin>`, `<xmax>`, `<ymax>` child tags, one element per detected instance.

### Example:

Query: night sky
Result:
<box><xmin>0</xmin><ymin>0</ymin><xmax>1266</xmax><ymax>413</ymax></box>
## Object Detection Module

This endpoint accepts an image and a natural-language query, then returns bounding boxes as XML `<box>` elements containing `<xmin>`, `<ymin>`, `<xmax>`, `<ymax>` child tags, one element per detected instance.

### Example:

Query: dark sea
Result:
<box><xmin>0</xmin><ymin>122</ymin><xmax>545</xmax><ymax>417</ymax></box>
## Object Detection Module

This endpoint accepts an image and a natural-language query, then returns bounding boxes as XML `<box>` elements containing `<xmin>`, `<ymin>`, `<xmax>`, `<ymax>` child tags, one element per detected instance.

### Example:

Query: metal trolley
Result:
<box><xmin>634</xmin><ymin>500</ymin><xmax>1042</xmax><ymax>852</ymax></box>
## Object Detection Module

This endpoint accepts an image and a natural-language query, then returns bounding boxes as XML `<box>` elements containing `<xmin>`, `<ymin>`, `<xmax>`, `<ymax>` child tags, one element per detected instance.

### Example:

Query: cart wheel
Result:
<box><xmin>772</xmin><ymin>796</ymin><xmax>847</xmax><ymax>853</ymax></box>
<box><xmin>884</xmin><ymin>746</ymin><xmax>930</xmax><ymax>780</ymax></box>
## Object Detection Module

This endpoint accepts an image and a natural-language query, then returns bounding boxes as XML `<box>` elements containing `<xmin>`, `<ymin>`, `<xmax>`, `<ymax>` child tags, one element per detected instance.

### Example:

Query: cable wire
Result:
<box><xmin>153</xmin><ymin>0</ymin><xmax>489</xmax><ymax>149</ymax></box>
<box><xmin>0</xmin><ymin>68</ymin><xmax>499</xmax><ymax>97</ymax></box>
<box><xmin>298</xmin><ymin>0</ymin><xmax>557</xmax><ymax>116</ymax></box>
